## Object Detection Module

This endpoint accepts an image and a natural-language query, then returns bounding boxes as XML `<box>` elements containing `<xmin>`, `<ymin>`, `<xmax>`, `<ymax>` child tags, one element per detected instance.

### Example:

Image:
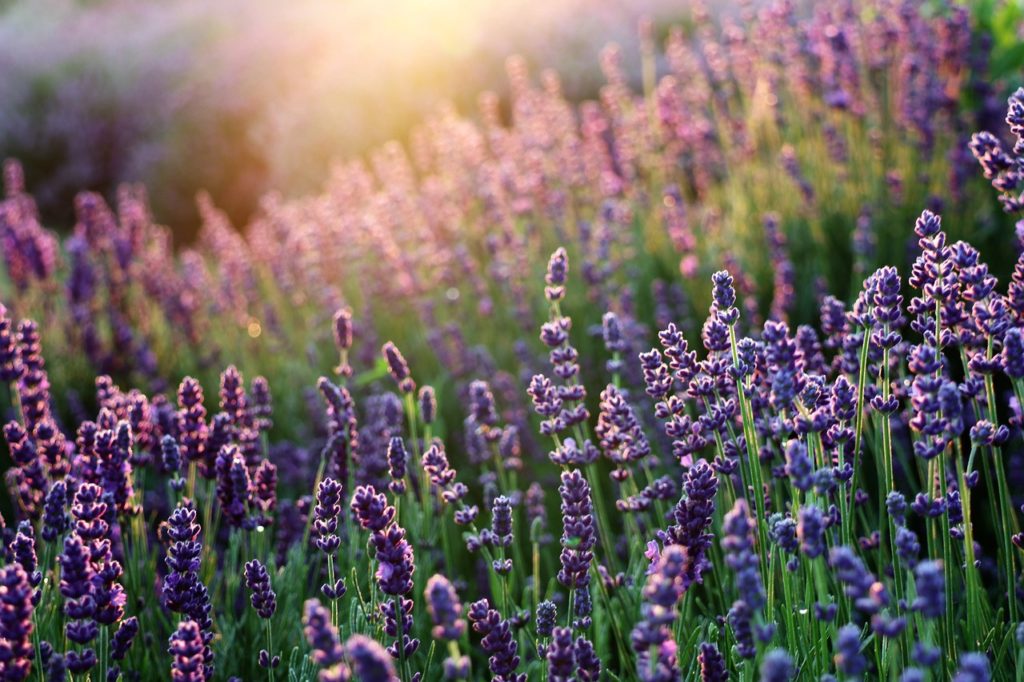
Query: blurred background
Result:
<box><xmin>0</xmin><ymin>0</ymin><xmax>700</xmax><ymax>240</ymax></box>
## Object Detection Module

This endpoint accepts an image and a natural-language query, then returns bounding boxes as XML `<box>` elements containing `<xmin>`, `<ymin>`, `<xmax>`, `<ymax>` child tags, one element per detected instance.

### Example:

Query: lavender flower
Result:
<box><xmin>912</xmin><ymin>560</ymin><xmax>944</xmax><ymax>619</ymax></box>
<box><xmin>346</xmin><ymin>634</ymin><xmax>399</xmax><ymax>682</ymax></box>
<box><xmin>953</xmin><ymin>653</ymin><xmax>991</xmax><ymax>682</ymax></box>
<box><xmin>177</xmin><ymin>377</ymin><xmax>208</xmax><ymax>467</ymax></box>
<box><xmin>387</xmin><ymin>437</ymin><xmax>407</xmax><ymax>495</ymax></box>
<box><xmin>244</xmin><ymin>560</ymin><xmax>277</xmax><ymax>619</ymax></box>
<box><xmin>468</xmin><ymin>598</ymin><xmax>525</xmax><ymax>682</ymax></box>
<box><xmin>425</xmin><ymin>574</ymin><xmax>466</xmax><ymax>641</ymax></box>
<box><xmin>663</xmin><ymin>458</ymin><xmax>718</xmax><ymax>585</ymax></box>
<box><xmin>557</xmin><ymin>469</ymin><xmax>596</xmax><ymax>623</ymax></box>
<box><xmin>0</xmin><ymin>564</ymin><xmax>34</xmax><ymax>681</ymax></box>
<box><xmin>41</xmin><ymin>479</ymin><xmax>69</xmax><ymax>542</ymax></box>
<box><xmin>759</xmin><ymin>649</ymin><xmax>794</xmax><ymax>682</ymax></box>
<box><xmin>546</xmin><ymin>247</ymin><xmax>568</xmax><ymax>302</ymax></box>
<box><xmin>111</xmin><ymin>616</ymin><xmax>139</xmax><ymax>661</ymax></box>
<box><xmin>418</xmin><ymin>386</ymin><xmax>436</xmax><ymax>426</ymax></box>
<box><xmin>303</xmin><ymin>599</ymin><xmax>346</xmax><ymax>676</ymax></box>
<box><xmin>632</xmin><ymin>544</ymin><xmax>687</xmax><ymax>680</ymax></box>
<box><xmin>835</xmin><ymin>624</ymin><xmax>866</xmax><ymax>677</ymax></box>
<box><xmin>314</xmin><ymin>478</ymin><xmax>343</xmax><ymax>554</ymax></box>
<box><xmin>382</xmin><ymin>341</ymin><xmax>415</xmax><ymax>394</ymax></box>
<box><xmin>546</xmin><ymin>627</ymin><xmax>574</xmax><ymax>682</ymax></box>
<box><xmin>168</xmin><ymin>619</ymin><xmax>211</xmax><ymax>682</ymax></box>
<box><xmin>698</xmin><ymin>642</ymin><xmax>727</xmax><ymax>682</ymax></box>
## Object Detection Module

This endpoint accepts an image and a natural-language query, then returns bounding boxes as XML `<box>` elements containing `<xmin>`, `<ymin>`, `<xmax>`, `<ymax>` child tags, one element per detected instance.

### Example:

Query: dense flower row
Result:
<box><xmin>1</xmin><ymin>1</ymin><xmax>1023</xmax><ymax>681</ymax></box>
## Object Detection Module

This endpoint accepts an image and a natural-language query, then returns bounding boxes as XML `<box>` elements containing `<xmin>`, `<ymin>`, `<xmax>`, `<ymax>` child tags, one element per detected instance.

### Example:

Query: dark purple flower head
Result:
<box><xmin>1003</xmin><ymin>328</ymin><xmax>1024</xmax><ymax>379</ymax></box>
<box><xmin>351</xmin><ymin>485</ymin><xmax>394</xmax><ymax>532</ymax></box>
<box><xmin>244</xmin><ymin>560</ymin><xmax>277</xmax><ymax>619</ymax></box>
<box><xmin>547</xmin><ymin>627</ymin><xmax>574</xmax><ymax>682</ymax></box>
<box><xmin>425</xmin><ymin>574</ymin><xmax>465</xmax><ymax>641</ymax></box>
<box><xmin>41</xmin><ymin>479</ymin><xmax>69</xmax><ymax>543</ymax></box>
<box><xmin>372</xmin><ymin>523</ymin><xmax>415</xmax><ymax>597</ymax></box>
<box><xmin>491</xmin><ymin>496</ymin><xmax>513</xmax><ymax>548</ymax></box>
<box><xmin>711</xmin><ymin>270</ymin><xmax>739</xmax><ymax>325</ymax></box>
<box><xmin>333</xmin><ymin>307</ymin><xmax>353</xmax><ymax>351</ymax></box>
<box><xmin>387</xmin><ymin>437</ymin><xmax>407</xmax><ymax>495</ymax></box>
<box><xmin>468</xmin><ymin>598</ymin><xmax>525</xmax><ymax>682</ymax></box>
<box><xmin>698</xmin><ymin>642</ymin><xmax>727</xmax><ymax>682</ymax></box>
<box><xmin>250</xmin><ymin>376</ymin><xmax>272</xmax><ymax>433</ymax></box>
<box><xmin>536</xmin><ymin>600</ymin><xmax>557</xmax><ymax>639</ymax></box>
<box><xmin>418</xmin><ymin>386</ymin><xmax>436</xmax><ymax>425</ymax></box>
<box><xmin>382</xmin><ymin>342</ymin><xmax>415</xmax><ymax>394</ymax></box>
<box><xmin>596</xmin><ymin>384</ymin><xmax>650</xmax><ymax>475</ymax></box>
<box><xmin>314</xmin><ymin>478</ymin><xmax>344</xmax><ymax>554</ymax></box>
<box><xmin>664</xmin><ymin>458</ymin><xmax>718</xmax><ymax>585</ymax></box>
<box><xmin>215</xmin><ymin>445</ymin><xmax>250</xmax><ymax>528</ymax></box>
<box><xmin>176</xmin><ymin>377</ymin><xmax>208</xmax><ymax>466</ymax></box>
<box><xmin>111</xmin><ymin>616</ymin><xmax>139</xmax><ymax>661</ymax></box>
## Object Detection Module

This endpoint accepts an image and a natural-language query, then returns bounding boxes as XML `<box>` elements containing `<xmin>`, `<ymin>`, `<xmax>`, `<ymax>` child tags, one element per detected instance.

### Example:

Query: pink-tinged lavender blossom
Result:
<box><xmin>32</xmin><ymin>418</ymin><xmax>68</xmax><ymax>479</ymax></box>
<box><xmin>252</xmin><ymin>459</ymin><xmax>278</xmax><ymax>521</ymax></box>
<box><xmin>422</xmin><ymin>441</ymin><xmax>468</xmax><ymax>506</ymax></box>
<box><xmin>346</xmin><ymin>634</ymin><xmax>399</xmax><ymax>682</ymax></box>
<box><xmin>0</xmin><ymin>304</ymin><xmax>22</xmax><ymax>383</ymax></box>
<box><xmin>168</xmin><ymin>619</ymin><xmax>211</xmax><ymax>682</ymax></box>
<box><xmin>176</xmin><ymin>377</ymin><xmax>208</xmax><ymax>468</ymax></box>
<box><xmin>834</xmin><ymin>624</ymin><xmax>867</xmax><ymax>677</ymax></box>
<box><xmin>97</xmin><ymin>421</ymin><xmax>137</xmax><ymax>516</ymax></box>
<box><xmin>698</xmin><ymin>642</ymin><xmax>727</xmax><ymax>682</ymax></box>
<box><xmin>468</xmin><ymin>598</ymin><xmax>526</xmax><ymax>682</ymax></box>
<box><xmin>382</xmin><ymin>341</ymin><xmax>415</xmax><ymax>394</ymax></box>
<box><xmin>425</xmin><ymin>574</ymin><xmax>465</xmax><ymax>641</ymax></box>
<box><xmin>0</xmin><ymin>563</ymin><xmax>35</xmax><ymax>681</ymax></box>
<box><xmin>15</xmin><ymin>319</ymin><xmax>51</xmax><ymax>430</ymax></box>
<box><xmin>829</xmin><ymin>546</ymin><xmax>888</xmax><ymax>615</ymax></box>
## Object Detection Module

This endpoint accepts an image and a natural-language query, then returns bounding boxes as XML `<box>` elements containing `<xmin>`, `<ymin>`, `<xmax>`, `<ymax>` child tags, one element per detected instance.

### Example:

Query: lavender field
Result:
<box><xmin>2</xmin><ymin>0</ymin><xmax>1024</xmax><ymax>680</ymax></box>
